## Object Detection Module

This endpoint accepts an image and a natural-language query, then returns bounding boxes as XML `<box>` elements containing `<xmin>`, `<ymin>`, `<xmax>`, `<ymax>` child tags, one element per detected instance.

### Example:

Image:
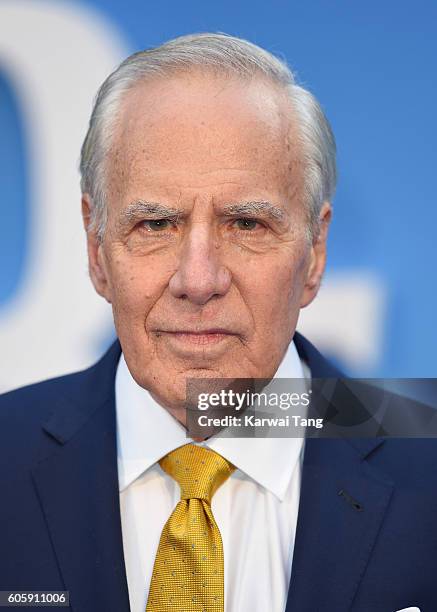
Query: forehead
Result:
<box><xmin>108</xmin><ymin>71</ymin><xmax>302</xmax><ymax>205</ymax></box>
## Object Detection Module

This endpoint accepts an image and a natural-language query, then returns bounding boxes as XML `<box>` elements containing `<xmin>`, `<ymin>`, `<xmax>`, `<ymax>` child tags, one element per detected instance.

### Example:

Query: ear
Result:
<box><xmin>81</xmin><ymin>194</ymin><xmax>112</xmax><ymax>303</ymax></box>
<box><xmin>300</xmin><ymin>202</ymin><xmax>332</xmax><ymax>308</ymax></box>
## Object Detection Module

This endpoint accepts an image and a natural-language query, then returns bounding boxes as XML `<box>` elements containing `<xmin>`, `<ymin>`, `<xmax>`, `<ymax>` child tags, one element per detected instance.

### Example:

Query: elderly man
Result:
<box><xmin>0</xmin><ymin>33</ymin><xmax>436</xmax><ymax>612</ymax></box>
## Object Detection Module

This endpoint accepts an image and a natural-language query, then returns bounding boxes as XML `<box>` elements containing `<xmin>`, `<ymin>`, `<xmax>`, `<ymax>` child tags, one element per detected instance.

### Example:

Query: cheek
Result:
<box><xmin>244</xmin><ymin>251</ymin><xmax>309</xmax><ymax>330</ymax></box>
<box><xmin>107</xmin><ymin>256</ymin><xmax>169</xmax><ymax>325</ymax></box>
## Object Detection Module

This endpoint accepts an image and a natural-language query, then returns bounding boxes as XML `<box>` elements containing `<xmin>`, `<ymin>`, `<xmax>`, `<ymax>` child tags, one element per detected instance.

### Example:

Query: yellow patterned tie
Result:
<box><xmin>146</xmin><ymin>444</ymin><xmax>235</xmax><ymax>612</ymax></box>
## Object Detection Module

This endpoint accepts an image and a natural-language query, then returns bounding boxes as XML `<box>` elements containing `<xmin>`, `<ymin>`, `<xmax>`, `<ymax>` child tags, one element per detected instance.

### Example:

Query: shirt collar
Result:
<box><xmin>116</xmin><ymin>340</ymin><xmax>308</xmax><ymax>501</ymax></box>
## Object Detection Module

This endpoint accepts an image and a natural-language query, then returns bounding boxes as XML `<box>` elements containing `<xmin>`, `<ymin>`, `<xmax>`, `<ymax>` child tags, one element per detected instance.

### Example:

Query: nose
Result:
<box><xmin>168</xmin><ymin>224</ymin><xmax>231</xmax><ymax>305</ymax></box>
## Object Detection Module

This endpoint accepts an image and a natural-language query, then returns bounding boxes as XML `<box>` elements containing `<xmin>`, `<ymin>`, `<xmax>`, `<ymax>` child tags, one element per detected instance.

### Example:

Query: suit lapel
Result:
<box><xmin>31</xmin><ymin>341</ymin><xmax>130</xmax><ymax>612</ymax></box>
<box><xmin>286</xmin><ymin>333</ymin><xmax>395</xmax><ymax>611</ymax></box>
<box><xmin>285</xmin><ymin>437</ymin><xmax>393</xmax><ymax>612</ymax></box>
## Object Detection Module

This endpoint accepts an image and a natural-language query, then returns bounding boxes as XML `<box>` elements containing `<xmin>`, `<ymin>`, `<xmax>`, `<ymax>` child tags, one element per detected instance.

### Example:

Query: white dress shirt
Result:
<box><xmin>116</xmin><ymin>341</ymin><xmax>308</xmax><ymax>612</ymax></box>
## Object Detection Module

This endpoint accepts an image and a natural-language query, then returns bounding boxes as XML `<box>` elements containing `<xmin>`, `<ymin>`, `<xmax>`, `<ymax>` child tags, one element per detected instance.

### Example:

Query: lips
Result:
<box><xmin>154</xmin><ymin>328</ymin><xmax>239</xmax><ymax>347</ymax></box>
<box><xmin>160</xmin><ymin>328</ymin><xmax>235</xmax><ymax>335</ymax></box>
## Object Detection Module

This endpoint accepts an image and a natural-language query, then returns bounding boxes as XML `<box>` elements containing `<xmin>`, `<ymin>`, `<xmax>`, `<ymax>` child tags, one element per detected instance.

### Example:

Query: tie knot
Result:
<box><xmin>159</xmin><ymin>444</ymin><xmax>235</xmax><ymax>503</ymax></box>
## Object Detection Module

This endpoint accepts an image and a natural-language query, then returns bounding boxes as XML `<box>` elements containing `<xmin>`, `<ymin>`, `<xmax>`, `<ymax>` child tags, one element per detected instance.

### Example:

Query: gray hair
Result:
<box><xmin>80</xmin><ymin>32</ymin><xmax>336</xmax><ymax>241</ymax></box>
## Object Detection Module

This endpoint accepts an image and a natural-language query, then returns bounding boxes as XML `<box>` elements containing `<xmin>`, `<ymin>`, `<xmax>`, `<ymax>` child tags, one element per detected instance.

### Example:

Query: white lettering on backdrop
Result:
<box><xmin>0</xmin><ymin>1</ymin><xmax>126</xmax><ymax>391</ymax></box>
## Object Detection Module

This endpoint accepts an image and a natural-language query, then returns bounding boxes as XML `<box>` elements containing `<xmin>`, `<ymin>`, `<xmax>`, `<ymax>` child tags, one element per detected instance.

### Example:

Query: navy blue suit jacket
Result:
<box><xmin>1</xmin><ymin>333</ymin><xmax>437</xmax><ymax>611</ymax></box>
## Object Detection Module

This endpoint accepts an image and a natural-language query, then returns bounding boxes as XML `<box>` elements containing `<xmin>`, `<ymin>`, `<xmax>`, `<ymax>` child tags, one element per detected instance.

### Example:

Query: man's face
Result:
<box><xmin>83</xmin><ymin>72</ymin><xmax>330</xmax><ymax>419</ymax></box>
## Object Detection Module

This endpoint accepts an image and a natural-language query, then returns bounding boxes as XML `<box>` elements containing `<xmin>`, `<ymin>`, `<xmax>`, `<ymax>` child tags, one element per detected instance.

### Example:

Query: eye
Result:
<box><xmin>141</xmin><ymin>219</ymin><xmax>172</xmax><ymax>231</ymax></box>
<box><xmin>234</xmin><ymin>218</ymin><xmax>260</xmax><ymax>231</ymax></box>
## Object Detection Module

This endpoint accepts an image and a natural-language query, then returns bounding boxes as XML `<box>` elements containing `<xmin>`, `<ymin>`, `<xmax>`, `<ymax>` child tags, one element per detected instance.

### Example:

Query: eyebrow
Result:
<box><xmin>117</xmin><ymin>200</ymin><xmax>184</xmax><ymax>227</ymax></box>
<box><xmin>222</xmin><ymin>201</ymin><xmax>287</xmax><ymax>222</ymax></box>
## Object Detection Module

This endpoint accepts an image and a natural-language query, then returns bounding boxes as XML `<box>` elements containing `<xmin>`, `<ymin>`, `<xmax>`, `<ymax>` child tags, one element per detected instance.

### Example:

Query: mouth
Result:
<box><xmin>155</xmin><ymin>329</ymin><xmax>238</xmax><ymax>347</ymax></box>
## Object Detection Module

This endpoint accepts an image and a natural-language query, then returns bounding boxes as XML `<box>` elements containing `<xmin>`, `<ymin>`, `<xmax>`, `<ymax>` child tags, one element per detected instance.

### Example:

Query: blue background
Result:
<box><xmin>1</xmin><ymin>0</ymin><xmax>436</xmax><ymax>376</ymax></box>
